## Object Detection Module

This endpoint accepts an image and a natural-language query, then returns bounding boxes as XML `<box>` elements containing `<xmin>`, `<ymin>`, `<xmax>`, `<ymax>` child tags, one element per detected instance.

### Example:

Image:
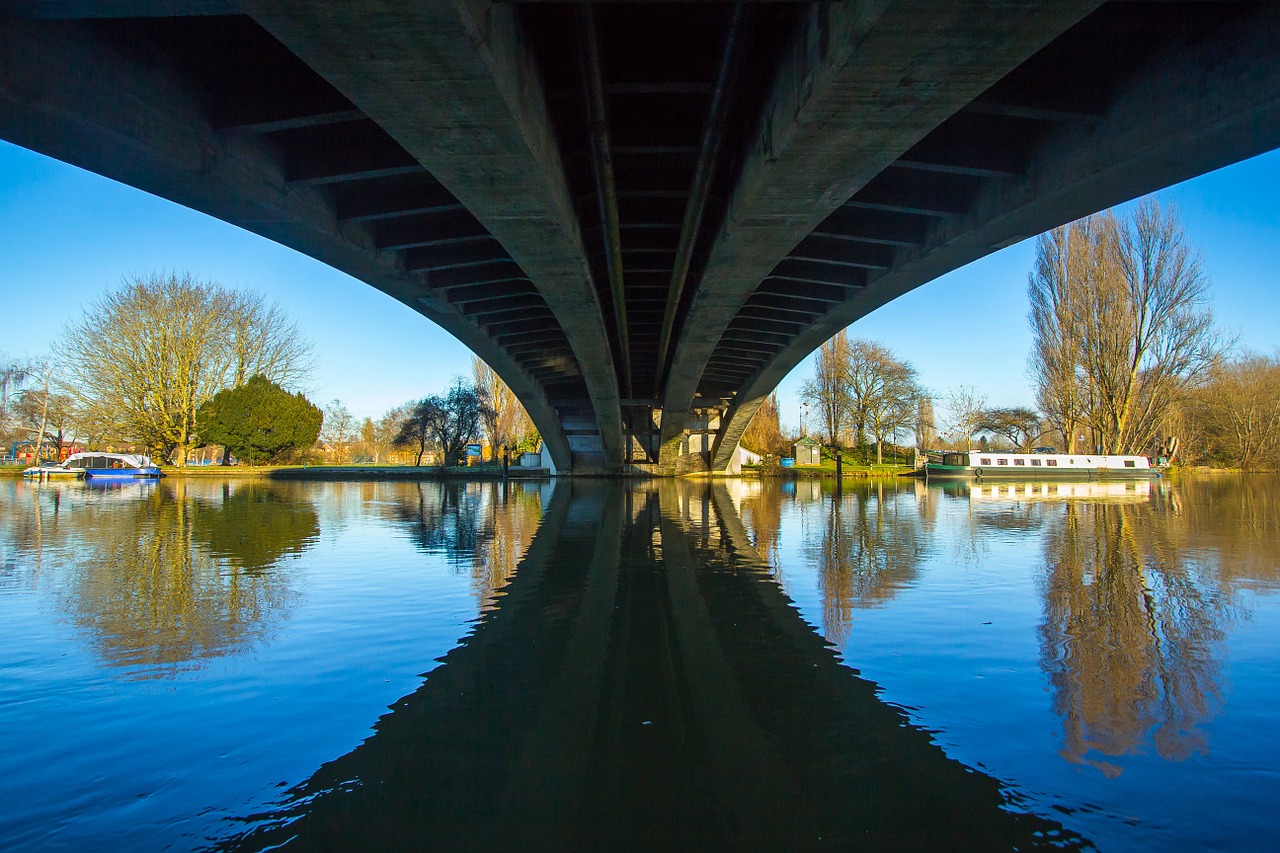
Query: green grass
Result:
<box><xmin>744</xmin><ymin>448</ymin><xmax>916</xmax><ymax>477</ymax></box>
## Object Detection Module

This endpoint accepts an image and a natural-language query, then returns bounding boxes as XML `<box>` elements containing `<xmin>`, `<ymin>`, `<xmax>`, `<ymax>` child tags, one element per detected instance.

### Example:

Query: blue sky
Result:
<box><xmin>3</xmin><ymin>139</ymin><xmax>1279</xmax><ymax>427</ymax></box>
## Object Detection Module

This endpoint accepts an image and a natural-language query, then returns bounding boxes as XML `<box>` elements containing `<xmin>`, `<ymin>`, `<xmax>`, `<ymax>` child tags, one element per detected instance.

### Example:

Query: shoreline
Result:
<box><xmin>4</xmin><ymin>463</ymin><xmax>1270</xmax><ymax>481</ymax></box>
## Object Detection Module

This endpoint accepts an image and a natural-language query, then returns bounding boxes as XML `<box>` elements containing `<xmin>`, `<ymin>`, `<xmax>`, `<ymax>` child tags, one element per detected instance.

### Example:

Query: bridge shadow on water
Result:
<box><xmin>216</xmin><ymin>481</ymin><xmax>1085</xmax><ymax>852</ymax></box>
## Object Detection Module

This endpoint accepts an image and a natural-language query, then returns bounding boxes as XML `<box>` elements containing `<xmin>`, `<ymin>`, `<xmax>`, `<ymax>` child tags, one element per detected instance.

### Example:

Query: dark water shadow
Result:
<box><xmin>212</xmin><ymin>480</ymin><xmax>1086</xmax><ymax>852</ymax></box>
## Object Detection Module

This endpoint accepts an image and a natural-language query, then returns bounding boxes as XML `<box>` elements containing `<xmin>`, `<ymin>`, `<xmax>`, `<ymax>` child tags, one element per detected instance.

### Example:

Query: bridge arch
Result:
<box><xmin>4</xmin><ymin>3</ymin><xmax>1278</xmax><ymax>473</ymax></box>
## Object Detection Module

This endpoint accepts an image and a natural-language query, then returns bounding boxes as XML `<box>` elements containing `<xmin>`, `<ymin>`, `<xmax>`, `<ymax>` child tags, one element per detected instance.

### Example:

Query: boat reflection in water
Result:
<box><xmin>218</xmin><ymin>481</ymin><xmax>1082</xmax><ymax>851</ymax></box>
<box><xmin>969</xmin><ymin>479</ymin><xmax>1154</xmax><ymax>502</ymax></box>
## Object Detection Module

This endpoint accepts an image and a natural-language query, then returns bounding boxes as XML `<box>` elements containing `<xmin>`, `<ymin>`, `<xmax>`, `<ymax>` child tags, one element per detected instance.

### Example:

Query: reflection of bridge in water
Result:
<box><xmin>219</xmin><ymin>481</ymin><xmax>1084</xmax><ymax>851</ymax></box>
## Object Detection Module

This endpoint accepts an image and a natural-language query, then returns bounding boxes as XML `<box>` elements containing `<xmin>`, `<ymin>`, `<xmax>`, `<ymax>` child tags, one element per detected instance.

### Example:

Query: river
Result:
<box><xmin>2</xmin><ymin>474</ymin><xmax>1278</xmax><ymax>850</ymax></box>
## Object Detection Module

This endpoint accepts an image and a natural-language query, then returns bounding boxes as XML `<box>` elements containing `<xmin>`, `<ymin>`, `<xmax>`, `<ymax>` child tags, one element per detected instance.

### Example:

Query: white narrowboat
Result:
<box><xmin>923</xmin><ymin>450</ymin><xmax>1157</xmax><ymax>479</ymax></box>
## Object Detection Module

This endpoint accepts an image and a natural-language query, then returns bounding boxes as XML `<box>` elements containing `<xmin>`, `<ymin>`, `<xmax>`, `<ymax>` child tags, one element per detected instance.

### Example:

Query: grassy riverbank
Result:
<box><xmin>3</xmin><ymin>461</ymin><xmax>915</xmax><ymax>479</ymax></box>
<box><xmin>740</xmin><ymin>462</ymin><xmax>915</xmax><ymax>478</ymax></box>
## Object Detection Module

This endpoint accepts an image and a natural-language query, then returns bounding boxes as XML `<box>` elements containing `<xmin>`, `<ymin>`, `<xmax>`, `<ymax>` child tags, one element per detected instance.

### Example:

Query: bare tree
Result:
<box><xmin>945</xmin><ymin>385</ymin><xmax>988</xmax><ymax>452</ymax></box>
<box><xmin>801</xmin><ymin>330</ymin><xmax>852</xmax><ymax>446</ymax></box>
<box><xmin>225</xmin><ymin>292</ymin><xmax>315</xmax><ymax>390</ymax></box>
<box><xmin>1189</xmin><ymin>353</ymin><xmax>1280</xmax><ymax>470</ymax></box>
<box><xmin>393</xmin><ymin>402</ymin><xmax>433</xmax><ymax>466</ymax></box>
<box><xmin>322</xmin><ymin>399</ymin><xmax>356</xmax><ymax>462</ymax></box>
<box><xmin>741</xmin><ymin>392</ymin><xmax>786</xmax><ymax>455</ymax></box>
<box><xmin>55</xmin><ymin>272</ymin><xmax>314</xmax><ymax>464</ymax></box>
<box><xmin>359</xmin><ymin>417</ymin><xmax>377</xmax><ymax>462</ymax></box>
<box><xmin>914</xmin><ymin>396</ymin><xmax>938</xmax><ymax>451</ymax></box>
<box><xmin>16</xmin><ymin>384</ymin><xmax>77</xmax><ymax>459</ymax></box>
<box><xmin>1</xmin><ymin>355</ymin><xmax>29</xmax><ymax>446</ymax></box>
<box><xmin>376</xmin><ymin>404</ymin><xmax>411</xmax><ymax>464</ymax></box>
<box><xmin>396</xmin><ymin>379</ymin><xmax>489</xmax><ymax>467</ymax></box>
<box><xmin>1028</xmin><ymin>221</ymin><xmax>1093</xmax><ymax>454</ymax></box>
<box><xmin>471</xmin><ymin>357</ymin><xmax>537</xmax><ymax>453</ymax></box>
<box><xmin>845</xmin><ymin>338</ymin><xmax>897</xmax><ymax>450</ymax></box>
<box><xmin>863</xmin><ymin>349</ymin><xmax>921</xmax><ymax>465</ymax></box>
<box><xmin>1029</xmin><ymin>202</ymin><xmax>1223</xmax><ymax>455</ymax></box>
<box><xmin>19</xmin><ymin>359</ymin><xmax>57</xmax><ymax>461</ymax></box>
<box><xmin>977</xmin><ymin>406</ymin><xmax>1043</xmax><ymax>452</ymax></box>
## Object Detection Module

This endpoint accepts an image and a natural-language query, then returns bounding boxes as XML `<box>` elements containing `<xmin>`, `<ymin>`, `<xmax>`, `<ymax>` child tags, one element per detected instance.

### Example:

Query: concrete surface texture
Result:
<box><xmin>3</xmin><ymin>1</ymin><xmax>1278</xmax><ymax>472</ymax></box>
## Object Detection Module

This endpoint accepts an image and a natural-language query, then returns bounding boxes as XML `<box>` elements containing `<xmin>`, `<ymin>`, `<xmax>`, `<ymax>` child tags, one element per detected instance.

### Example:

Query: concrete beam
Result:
<box><xmin>711</xmin><ymin>3</ymin><xmax>1280</xmax><ymax>470</ymax></box>
<box><xmin>244</xmin><ymin>0</ymin><xmax>625</xmax><ymax>469</ymax></box>
<box><xmin>660</xmin><ymin>0</ymin><xmax>1102</xmax><ymax>454</ymax></box>
<box><xmin>7</xmin><ymin>1</ymin><xmax>240</xmax><ymax>17</ymax></box>
<box><xmin>0</xmin><ymin>16</ymin><xmax>575</xmax><ymax>471</ymax></box>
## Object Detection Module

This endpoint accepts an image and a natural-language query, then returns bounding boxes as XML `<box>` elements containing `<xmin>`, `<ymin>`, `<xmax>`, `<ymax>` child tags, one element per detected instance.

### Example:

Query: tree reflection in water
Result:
<box><xmin>807</xmin><ymin>481</ymin><xmax>925</xmax><ymax>645</ymax></box>
<box><xmin>734</xmin><ymin>479</ymin><xmax>784</xmax><ymax>570</ymax></box>
<box><xmin>726</xmin><ymin>480</ymin><xmax>928</xmax><ymax>645</ymax></box>
<box><xmin>1037</xmin><ymin>497</ymin><xmax>1238</xmax><ymax>773</ymax></box>
<box><xmin>14</xmin><ymin>480</ymin><xmax>314</xmax><ymax>679</ymax></box>
<box><xmin>385</xmin><ymin>481</ymin><xmax>544</xmax><ymax>609</ymax></box>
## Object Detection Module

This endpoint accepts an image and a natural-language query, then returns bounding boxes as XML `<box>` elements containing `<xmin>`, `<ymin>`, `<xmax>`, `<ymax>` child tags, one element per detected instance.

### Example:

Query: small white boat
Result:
<box><xmin>21</xmin><ymin>461</ymin><xmax>84</xmax><ymax>479</ymax></box>
<box><xmin>923</xmin><ymin>450</ymin><xmax>1157</xmax><ymax>479</ymax></box>
<box><xmin>24</xmin><ymin>452</ymin><xmax>162</xmax><ymax>480</ymax></box>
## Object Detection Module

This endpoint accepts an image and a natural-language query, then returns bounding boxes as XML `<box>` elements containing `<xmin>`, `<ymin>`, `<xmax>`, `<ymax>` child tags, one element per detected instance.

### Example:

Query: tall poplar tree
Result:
<box><xmin>1028</xmin><ymin>201</ymin><xmax>1222</xmax><ymax>454</ymax></box>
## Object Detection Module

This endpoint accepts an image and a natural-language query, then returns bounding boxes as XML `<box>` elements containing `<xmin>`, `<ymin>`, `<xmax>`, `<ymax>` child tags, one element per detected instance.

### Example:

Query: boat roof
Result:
<box><xmin>63</xmin><ymin>451</ymin><xmax>153</xmax><ymax>464</ymax></box>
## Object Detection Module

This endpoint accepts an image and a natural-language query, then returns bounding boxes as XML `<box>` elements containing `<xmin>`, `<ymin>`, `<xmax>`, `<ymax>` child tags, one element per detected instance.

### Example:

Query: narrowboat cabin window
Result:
<box><xmin>1125</xmin><ymin>460</ymin><xmax>1136</xmax><ymax>467</ymax></box>
<box><xmin>981</xmin><ymin>458</ymin><xmax>992</xmax><ymax>465</ymax></box>
<box><xmin>1031</xmin><ymin>459</ymin><xmax>1041</xmax><ymax>466</ymax></box>
<box><xmin>1047</xmin><ymin>459</ymin><xmax>1058</xmax><ymax>466</ymax></box>
<box><xmin>1014</xmin><ymin>458</ymin><xmax>1026</xmax><ymax>466</ymax></box>
<box><xmin>997</xmin><ymin>458</ymin><xmax>1008</xmax><ymax>466</ymax></box>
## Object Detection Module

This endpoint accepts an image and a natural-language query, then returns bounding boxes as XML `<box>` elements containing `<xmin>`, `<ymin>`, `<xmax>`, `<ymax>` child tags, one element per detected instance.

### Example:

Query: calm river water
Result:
<box><xmin>2</xmin><ymin>474</ymin><xmax>1279</xmax><ymax>851</ymax></box>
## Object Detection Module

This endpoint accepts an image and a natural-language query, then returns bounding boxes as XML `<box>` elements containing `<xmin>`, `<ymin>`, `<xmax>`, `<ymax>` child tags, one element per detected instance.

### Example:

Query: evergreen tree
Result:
<box><xmin>197</xmin><ymin>375</ymin><xmax>323</xmax><ymax>465</ymax></box>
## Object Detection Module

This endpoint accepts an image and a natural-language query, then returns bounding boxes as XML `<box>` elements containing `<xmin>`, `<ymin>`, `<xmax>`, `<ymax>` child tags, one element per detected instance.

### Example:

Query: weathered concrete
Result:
<box><xmin>8</xmin><ymin>1</ymin><xmax>239</xmax><ymax>16</ymax></box>
<box><xmin>0</xmin><ymin>16</ymin><xmax>574</xmax><ymax>470</ymax></box>
<box><xmin>660</xmin><ymin>0</ymin><xmax>1102</xmax><ymax>457</ymax></box>
<box><xmin>243</xmin><ymin>0</ymin><xmax>624</xmax><ymax>468</ymax></box>
<box><xmin>710</xmin><ymin>2</ymin><xmax>1280</xmax><ymax>470</ymax></box>
<box><xmin>4</xmin><ymin>4</ymin><xmax>1279</xmax><ymax>476</ymax></box>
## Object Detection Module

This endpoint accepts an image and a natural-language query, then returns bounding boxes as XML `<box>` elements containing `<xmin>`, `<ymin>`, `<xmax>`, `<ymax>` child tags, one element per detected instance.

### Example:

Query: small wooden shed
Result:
<box><xmin>793</xmin><ymin>436</ymin><xmax>821</xmax><ymax>466</ymax></box>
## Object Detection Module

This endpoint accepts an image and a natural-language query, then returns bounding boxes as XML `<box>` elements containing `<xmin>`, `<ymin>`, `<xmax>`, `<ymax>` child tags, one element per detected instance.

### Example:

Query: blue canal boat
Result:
<box><xmin>24</xmin><ymin>452</ymin><xmax>162</xmax><ymax>480</ymax></box>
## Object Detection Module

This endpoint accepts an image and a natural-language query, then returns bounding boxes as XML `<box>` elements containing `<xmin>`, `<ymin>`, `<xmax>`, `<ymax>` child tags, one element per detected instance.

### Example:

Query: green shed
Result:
<box><xmin>793</xmin><ymin>436</ymin><xmax>821</xmax><ymax>466</ymax></box>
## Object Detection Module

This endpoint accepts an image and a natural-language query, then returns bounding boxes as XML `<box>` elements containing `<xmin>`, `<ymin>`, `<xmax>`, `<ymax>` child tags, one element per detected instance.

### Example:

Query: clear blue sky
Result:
<box><xmin>3</xmin><ymin>139</ymin><xmax>1279</xmax><ymax>427</ymax></box>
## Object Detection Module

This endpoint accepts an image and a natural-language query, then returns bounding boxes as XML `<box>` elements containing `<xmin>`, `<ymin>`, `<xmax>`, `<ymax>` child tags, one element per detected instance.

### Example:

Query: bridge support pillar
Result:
<box><xmin>647</xmin><ymin>406</ymin><xmax>747</xmax><ymax>477</ymax></box>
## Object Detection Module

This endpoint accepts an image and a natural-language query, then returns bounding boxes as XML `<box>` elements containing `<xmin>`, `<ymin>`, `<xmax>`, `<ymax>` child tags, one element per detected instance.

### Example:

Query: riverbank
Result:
<box><xmin>740</xmin><ymin>461</ymin><xmax>915</xmax><ymax>478</ymax></box>
<box><xmin>162</xmin><ymin>464</ymin><xmax>552</xmax><ymax>480</ymax></box>
<box><xmin>0</xmin><ymin>463</ymin><xmax>552</xmax><ymax>480</ymax></box>
<box><xmin>8</xmin><ymin>461</ymin><xmax>1250</xmax><ymax>480</ymax></box>
<box><xmin>1</xmin><ymin>462</ymin><xmax>917</xmax><ymax>480</ymax></box>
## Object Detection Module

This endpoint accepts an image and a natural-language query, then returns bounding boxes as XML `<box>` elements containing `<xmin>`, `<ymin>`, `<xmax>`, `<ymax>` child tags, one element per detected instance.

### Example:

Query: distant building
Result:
<box><xmin>793</xmin><ymin>436</ymin><xmax>821</xmax><ymax>466</ymax></box>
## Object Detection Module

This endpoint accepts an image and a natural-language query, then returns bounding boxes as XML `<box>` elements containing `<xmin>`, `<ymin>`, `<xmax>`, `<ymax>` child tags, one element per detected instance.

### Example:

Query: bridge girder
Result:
<box><xmin>711</xmin><ymin>1</ymin><xmax>1280</xmax><ymax>470</ymax></box>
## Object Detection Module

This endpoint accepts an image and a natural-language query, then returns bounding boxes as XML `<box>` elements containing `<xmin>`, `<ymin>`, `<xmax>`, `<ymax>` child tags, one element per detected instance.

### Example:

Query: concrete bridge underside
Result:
<box><xmin>3</xmin><ymin>1</ymin><xmax>1279</xmax><ymax>473</ymax></box>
